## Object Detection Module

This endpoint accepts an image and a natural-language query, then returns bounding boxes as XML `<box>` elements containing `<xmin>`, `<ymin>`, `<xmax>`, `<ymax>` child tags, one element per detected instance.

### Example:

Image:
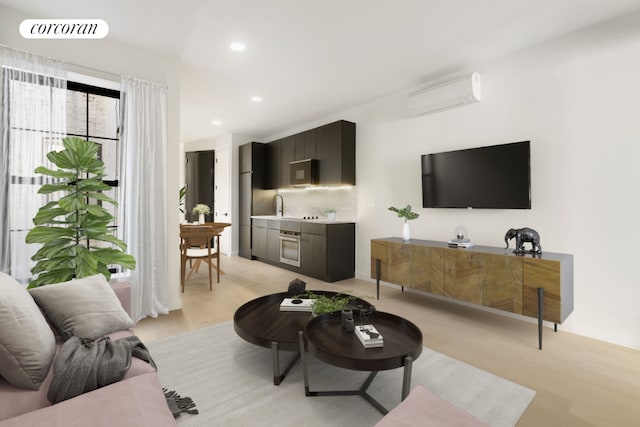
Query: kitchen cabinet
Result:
<box><xmin>251</xmin><ymin>219</ymin><xmax>267</xmax><ymax>259</ymax></box>
<box><xmin>315</xmin><ymin>120</ymin><xmax>356</xmax><ymax>185</ymax></box>
<box><xmin>294</xmin><ymin>129</ymin><xmax>317</xmax><ymax>161</ymax></box>
<box><xmin>301</xmin><ymin>222</ymin><xmax>355</xmax><ymax>282</ymax></box>
<box><xmin>300</xmin><ymin>224</ymin><xmax>327</xmax><ymax>279</ymax></box>
<box><xmin>265</xmin><ymin>120</ymin><xmax>355</xmax><ymax>188</ymax></box>
<box><xmin>239</xmin><ymin>143</ymin><xmax>275</xmax><ymax>259</ymax></box>
<box><xmin>266</xmin><ymin>220</ymin><xmax>281</xmax><ymax>262</ymax></box>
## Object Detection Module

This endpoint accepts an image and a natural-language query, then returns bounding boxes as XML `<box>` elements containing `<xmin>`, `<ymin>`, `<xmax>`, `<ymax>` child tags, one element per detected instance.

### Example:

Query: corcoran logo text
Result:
<box><xmin>20</xmin><ymin>19</ymin><xmax>109</xmax><ymax>39</ymax></box>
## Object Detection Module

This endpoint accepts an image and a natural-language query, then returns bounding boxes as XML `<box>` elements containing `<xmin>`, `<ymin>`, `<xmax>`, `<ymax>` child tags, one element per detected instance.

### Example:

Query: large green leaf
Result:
<box><xmin>31</xmin><ymin>241</ymin><xmax>75</xmax><ymax>261</ymax></box>
<box><xmin>38</xmin><ymin>183</ymin><xmax>72</xmax><ymax>194</ymax></box>
<box><xmin>33</xmin><ymin>206</ymin><xmax>67</xmax><ymax>225</ymax></box>
<box><xmin>33</xmin><ymin>166</ymin><xmax>78</xmax><ymax>180</ymax></box>
<box><xmin>93</xmin><ymin>248</ymin><xmax>136</xmax><ymax>270</ymax></box>
<box><xmin>85</xmin><ymin>205</ymin><xmax>111</xmax><ymax>218</ymax></box>
<box><xmin>75</xmin><ymin>246</ymin><xmax>98</xmax><ymax>277</ymax></box>
<box><xmin>27</xmin><ymin>269</ymin><xmax>75</xmax><ymax>288</ymax></box>
<box><xmin>76</xmin><ymin>179</ymin><xmax>111</xmax><ymax>192</ymax></box>
<box><xmin>86</xmin><ymin>192</ymin><xmax>118</xmax><ymax>206</ymax></box>
<box><xmin>26</xmin><ymin>226</ymin><xmax>75</xmax><ymax>244</ymax></box>
<box><xmin>59</xmin><ymin>194</ymin><xmax>86</xmax><ymax>212</ymax></box>
<box><xmin>88</xmin><ymin>234</ymin><xmax>128</xmax><ymax>251</ymax></box>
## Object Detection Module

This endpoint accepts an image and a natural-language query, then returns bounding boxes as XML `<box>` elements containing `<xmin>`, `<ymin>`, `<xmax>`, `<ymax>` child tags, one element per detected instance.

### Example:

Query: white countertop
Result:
<box><xmin>251</xmin><ymin>215</ymin><xmax>355</xmax><ymax>224</ymax></box>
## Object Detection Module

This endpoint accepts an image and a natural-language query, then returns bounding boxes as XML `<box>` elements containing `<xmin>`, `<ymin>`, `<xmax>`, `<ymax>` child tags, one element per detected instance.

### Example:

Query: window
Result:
<box><xmin>4</xmin><ymin>71</ymin><xmax>121</xmax><ymax>281</ymax></box>
<box><xmin>66</xmin><ymin>81</ymin><xmax>122</xmax><ymax>251</ymax></box>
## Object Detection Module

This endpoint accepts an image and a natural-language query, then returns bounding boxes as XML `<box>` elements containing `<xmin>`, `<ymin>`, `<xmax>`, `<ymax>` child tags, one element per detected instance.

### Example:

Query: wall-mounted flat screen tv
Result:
<box><xmin>421</xmin><ymin>141</ymin><xmax>531</xmax><ymax>209</ymax></box>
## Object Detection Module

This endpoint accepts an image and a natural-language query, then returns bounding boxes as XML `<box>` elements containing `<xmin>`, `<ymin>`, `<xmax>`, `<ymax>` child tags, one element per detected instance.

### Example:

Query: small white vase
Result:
<box><xmin>402</xmin><ymin>221</ymin><xmax>410</xmax><ymax>242</ymax></box>
<box><xmin>327</xmin><ymin>212</ymin><xmax>336</xmax><ymax>222</ymax></box>
<box><xmin>198</xmin><ymin>213</ymin><xmax>205</xmax><ymax>224</ymax></box>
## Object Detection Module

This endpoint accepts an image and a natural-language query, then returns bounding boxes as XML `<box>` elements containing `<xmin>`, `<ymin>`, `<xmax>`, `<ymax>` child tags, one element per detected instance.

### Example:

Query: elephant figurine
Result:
<box><xmin>505</xmin><ymin>227</ymin><xmax>542</xmax><ymax>255</ymax></box>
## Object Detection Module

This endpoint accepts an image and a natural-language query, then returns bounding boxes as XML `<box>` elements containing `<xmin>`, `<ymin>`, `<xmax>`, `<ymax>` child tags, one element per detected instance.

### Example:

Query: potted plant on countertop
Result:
<box><xmin>389</xmin><ymin>204</ymin><xmax>420</xmax><ymax>242</ymax></box>
<box><xmin>192</xmin><ymin>203</ymin><xmax>210</xmax><ymax>224</ymax></box>
<box><xmin>25</xmin><ymin>137</ymin><xmax>136</xmax><ymax>288</ymax></box>
<box><xmin>326</xmin><ymin>208</ymin><xmax>337</xmax><ymax>222</ymax></box>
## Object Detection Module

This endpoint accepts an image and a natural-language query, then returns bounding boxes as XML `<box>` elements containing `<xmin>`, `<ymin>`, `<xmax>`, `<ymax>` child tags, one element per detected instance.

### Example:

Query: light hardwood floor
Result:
<box><xmin>134</xmin><ymin>255</ymin><xmax>640</xmax><ymax>426</ymax></box>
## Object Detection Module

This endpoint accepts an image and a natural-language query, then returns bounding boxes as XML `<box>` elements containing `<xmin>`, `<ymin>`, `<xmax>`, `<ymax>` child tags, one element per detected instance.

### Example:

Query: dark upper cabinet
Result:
<box><xmin>294</xmin><ymin>129</ymin><xmax>317</xmax><ymax>161</ymax></box>
<box><xmin>266</xmin><ymin>139</ymin><xmax>281</xmax><ymax>189</ymax></box>
<box><xmin>316</xmin><ymin>120</ymin><xmax>356</xmax><ymax>185</ymax></box>
<box><xmin>279</xmin><ymin>136</ymin><xmax>293</xmax><ymax>187</ymax></box>
<box><xmin>265</xmin><ymin>120</ymin><xmax>355</xmax><ymax>189</ymax></box>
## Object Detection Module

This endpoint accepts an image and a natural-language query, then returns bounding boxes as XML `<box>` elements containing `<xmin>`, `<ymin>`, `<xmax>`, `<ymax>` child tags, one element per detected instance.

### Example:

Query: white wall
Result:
<box><xmin>271</xmin><ymin>14</ymin><xmax>640</xmax><ymax>349</ymax></box>
<box><xmin>1</xmin><ymin>5</ymin><xmax>183</xmax><ymax>312</ymax></box>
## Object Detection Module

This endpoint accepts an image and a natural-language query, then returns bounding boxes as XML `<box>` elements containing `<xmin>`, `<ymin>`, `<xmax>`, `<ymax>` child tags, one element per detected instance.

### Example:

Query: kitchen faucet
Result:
<box><xmin>274</xmin><ymin>194</ymin><xmax>284</xmax><ymax>217</ymax></box>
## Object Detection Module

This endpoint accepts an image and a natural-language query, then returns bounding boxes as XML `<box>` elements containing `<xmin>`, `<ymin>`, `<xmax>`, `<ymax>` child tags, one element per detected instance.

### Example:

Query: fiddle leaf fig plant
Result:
<box><xmin>25</xmin><ymin>137</ymin><xmax>136</xmax><ymax>288</ymax></box>
<box><xmin>388</xmin><ymin>204</ymin><xmax>420</xmax><ymax>222</ymax></box>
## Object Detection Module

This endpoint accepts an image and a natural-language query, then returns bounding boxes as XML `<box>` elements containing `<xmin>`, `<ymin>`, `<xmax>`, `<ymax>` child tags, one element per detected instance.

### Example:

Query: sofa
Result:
<box><xmin>375</xmin><ymin>385</ymin><xmax>488</xmax><ymax>427</ymax></box>
<box><xmin>0</xmin><ymin>273</ymin><xmax>176</xmax><ymax>427</ymax></box>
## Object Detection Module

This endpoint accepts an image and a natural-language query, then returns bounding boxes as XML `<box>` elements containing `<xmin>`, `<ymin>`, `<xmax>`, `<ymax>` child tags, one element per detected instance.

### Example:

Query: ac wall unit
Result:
<box><xmin>407</xmin><ymin>72</ymin><xmax>481</xmax><ymax>116</ymax></box>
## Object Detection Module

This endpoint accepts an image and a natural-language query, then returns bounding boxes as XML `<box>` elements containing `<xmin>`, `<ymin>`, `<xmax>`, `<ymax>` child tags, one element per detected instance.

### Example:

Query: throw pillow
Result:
<box><xmin>29</xmin><ymin>274</ymin><xmax>134</xmax><ymax>340</ymax></box>
<box><xmin>0</xmin><ymin>272</ymin><xmax>56</xmax><ymax>390</ymax></box>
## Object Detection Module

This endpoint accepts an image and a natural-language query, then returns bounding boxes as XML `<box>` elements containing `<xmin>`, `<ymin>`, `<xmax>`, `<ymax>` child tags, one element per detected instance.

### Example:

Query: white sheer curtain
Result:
<box><xmin>119</xmin><ymin>76</ymin><xmax>169</xmax><ymax>321</ymax></box>
<box><xmin>0</xmin><ymin>46</ymin><xmax>66</xmax><ymax>281</ymax></box>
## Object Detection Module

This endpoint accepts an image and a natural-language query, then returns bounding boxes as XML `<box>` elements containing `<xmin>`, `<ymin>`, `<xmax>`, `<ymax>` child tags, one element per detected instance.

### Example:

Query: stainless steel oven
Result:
<box><xmin>279</xmin><ymin>230</ymin><xmax>301</xmax><ymax>267</ymax></box>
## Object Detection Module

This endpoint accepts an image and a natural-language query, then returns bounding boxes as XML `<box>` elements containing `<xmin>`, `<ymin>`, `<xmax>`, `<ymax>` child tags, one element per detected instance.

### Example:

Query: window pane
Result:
<box><xmin>88</xmin><ymin>94</ymin><xmax>119</xmax><ymax>139</ymax></box>
<box><xmin>66</xmin><ymin>90</ymin><xmax>87</xmax><ymax>136</ymax></box>
<box><xmin>92</xmin><ymin>138</ymin><xmax>119</xmax><ymax>181</ymax></box>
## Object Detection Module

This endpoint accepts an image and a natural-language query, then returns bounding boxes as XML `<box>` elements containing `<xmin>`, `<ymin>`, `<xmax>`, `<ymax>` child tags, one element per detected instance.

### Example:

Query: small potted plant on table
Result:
<box><xmin>193</xmin><ymin>204</ymin><xmax>210</xmax><ymax>224</ymax></box>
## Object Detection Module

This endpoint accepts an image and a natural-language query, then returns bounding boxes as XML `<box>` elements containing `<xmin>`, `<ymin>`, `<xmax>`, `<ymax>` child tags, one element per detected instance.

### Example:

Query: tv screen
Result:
<box><xmin>421</xmin><ymin>141</ymin><xmax>531</xmax><ymax>209</ymax></box>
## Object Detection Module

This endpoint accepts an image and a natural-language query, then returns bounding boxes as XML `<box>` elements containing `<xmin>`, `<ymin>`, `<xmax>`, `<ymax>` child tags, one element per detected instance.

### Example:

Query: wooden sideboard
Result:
<box><xmin>371</xmin><ymin>238</ymin><xmax>574</xmax><ymax>348</ymax></box>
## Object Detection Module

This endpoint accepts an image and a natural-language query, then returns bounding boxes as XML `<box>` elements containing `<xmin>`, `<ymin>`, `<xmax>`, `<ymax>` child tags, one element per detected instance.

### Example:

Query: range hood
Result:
<box><xmin>290</xmin><ymin>159</ymin><xmax>318</xmax><ymax>187</ymax></box>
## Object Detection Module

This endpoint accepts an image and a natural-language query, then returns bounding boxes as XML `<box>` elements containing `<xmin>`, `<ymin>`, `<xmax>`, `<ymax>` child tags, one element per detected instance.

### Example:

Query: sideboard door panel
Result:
<box><xmin>523</xmin><ymin>258</ymin><xmax>562</xmax><ymax>323</ymax></box>
<box><xmin>387</xmin><ymin>241</ymin><xmax>410</xmax><ymax>286</ymax></box>
<box><xmin>370</xmin><ymin>240</ymin><xmax>388</xmax><ymax>281</ymax></box>
<box><xmin>483</xmin><ymin>253</ymin><xmax>523</xmax><ymax>314</ymax></box>
<box><xmin>409</xmin><ymin>245</ymin><xmax>445</xmax><ymax>295</ymax></box>
<box><xmin>444</xmin><ymin>249</ymin><xmax>482</xmax><ymax>304</ymax></box>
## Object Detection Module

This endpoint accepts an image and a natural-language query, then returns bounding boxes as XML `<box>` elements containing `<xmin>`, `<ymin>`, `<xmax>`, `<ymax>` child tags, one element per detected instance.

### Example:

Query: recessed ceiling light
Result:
<box><xmin>211</xmin><ymin>119</ymin><xmax>222</xmax><ymax>126</ymax></box>
<box><xmin>251</xmin><ymin>96</ymin><xmax>263</xmax><ymax>103</ymax></box>
<box><xmin>230</xmin><ymin>42</ymin><xmax>246</xmax><ymax>52</ymax></box>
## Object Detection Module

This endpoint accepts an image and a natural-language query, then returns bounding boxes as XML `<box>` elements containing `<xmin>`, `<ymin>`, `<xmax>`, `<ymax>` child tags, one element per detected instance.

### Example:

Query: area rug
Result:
<box><xmin>147</xmin><ymin>321</ymin><xmax>535</xmax><ymax>427</ymax></box>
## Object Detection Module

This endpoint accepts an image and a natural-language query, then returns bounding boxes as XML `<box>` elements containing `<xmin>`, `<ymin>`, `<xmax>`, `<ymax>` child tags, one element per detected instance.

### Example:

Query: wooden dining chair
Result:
<box><xmin>179</xmin><ymin>224</ymin><xmax>221</xmax><ymax>292</ymax></box>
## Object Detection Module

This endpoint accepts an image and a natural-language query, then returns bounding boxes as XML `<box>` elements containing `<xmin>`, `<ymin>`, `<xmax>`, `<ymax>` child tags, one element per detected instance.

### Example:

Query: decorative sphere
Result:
<box><xmin>454</xmin><ymin>225</ymin><xmax>468</xmax><ymax>241</ymax></box>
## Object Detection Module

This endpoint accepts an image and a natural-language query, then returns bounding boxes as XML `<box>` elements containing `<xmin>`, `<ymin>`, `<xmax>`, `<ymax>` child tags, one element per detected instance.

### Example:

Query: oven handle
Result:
<box><xmin>279</xmin><ymin>235</ymin><xmax>299</xmax><ymax>242</ymax></box>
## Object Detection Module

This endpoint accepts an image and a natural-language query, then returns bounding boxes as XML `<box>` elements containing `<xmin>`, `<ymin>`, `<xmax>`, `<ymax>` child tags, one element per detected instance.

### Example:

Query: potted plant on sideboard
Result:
<box><xmin>389</xmin><ymin>204</ymin><xmax>420</xmax><ymax>242</ymax></box>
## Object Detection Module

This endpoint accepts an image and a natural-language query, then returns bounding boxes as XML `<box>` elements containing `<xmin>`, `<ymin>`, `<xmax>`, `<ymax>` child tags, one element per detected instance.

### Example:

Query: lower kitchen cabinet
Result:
<box><xmin>301</xmin><ymin>222</ymin><xmax>354</xmax><ymax>282</ymax></box>
<box><xmin>266</xmin><ymin>221</ymin><xmax>281</xmax><ymax>263</ymax></box>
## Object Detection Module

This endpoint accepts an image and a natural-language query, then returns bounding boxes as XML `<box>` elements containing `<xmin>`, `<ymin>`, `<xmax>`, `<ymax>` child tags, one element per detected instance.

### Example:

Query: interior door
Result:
<box><xmin>214</xmin><ymin>145</ymin><xmax>231</xmax><ymax>255</ymax></box>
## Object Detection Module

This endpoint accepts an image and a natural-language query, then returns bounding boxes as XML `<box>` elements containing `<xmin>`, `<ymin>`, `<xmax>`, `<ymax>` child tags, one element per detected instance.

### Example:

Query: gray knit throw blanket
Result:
<box><xmin>48</xmin><ymin>335</ymin><xmax>156</xmax><ymax>404</ymax></box>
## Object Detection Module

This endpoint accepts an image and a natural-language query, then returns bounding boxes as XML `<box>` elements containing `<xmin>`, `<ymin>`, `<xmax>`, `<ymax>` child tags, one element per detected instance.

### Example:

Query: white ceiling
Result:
<box><xmin>3</xmin><ymin>0</ymin><xmax>640</xmax><ymax>142</ymax></box>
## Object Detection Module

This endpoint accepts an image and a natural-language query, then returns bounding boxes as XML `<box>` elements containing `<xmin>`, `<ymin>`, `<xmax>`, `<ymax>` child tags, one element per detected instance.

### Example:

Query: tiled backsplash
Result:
<box><xmin>277</xmin><ymin>186</ymin><xmax>357</xmax><ymax>220</ymax></box>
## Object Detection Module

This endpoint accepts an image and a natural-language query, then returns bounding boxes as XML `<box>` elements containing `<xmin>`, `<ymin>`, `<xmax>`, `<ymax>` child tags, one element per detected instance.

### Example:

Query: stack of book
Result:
<box><xmin>279</xmin><ymin>298</ymin><xmax>313</xmax><ymax>312</ymax></box>
<box><xmin>355</xmin><ymin>325</ymin><xmax>384</xmax><ymax>348</ymax></box>
<box><xmin>448</xmin><ymin>240</ymin><xmax>475</xmax><ymax>248</ymax></box>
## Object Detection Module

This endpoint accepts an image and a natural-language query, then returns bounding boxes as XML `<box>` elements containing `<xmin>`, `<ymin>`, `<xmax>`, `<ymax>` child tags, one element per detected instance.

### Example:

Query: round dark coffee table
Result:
<box><xmin>299</xmin><ymin>310</ymin><xmax>422</xmax><ymax>414</ymax></box>
<box><xmin>233</xmin><ymin>291</ymin><xmax>372</xmax><ymax>385</ymax></box>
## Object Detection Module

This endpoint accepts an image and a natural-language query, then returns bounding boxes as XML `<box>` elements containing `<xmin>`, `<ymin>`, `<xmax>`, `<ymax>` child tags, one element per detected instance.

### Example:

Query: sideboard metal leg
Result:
<box><xmin>537</xmin><ymin>287</ymin><xmax>544</xmax><ymax>350</ymax></box>
<box><xmin>376</xmin><ymin>258</ymin><xmax>381</xmax><ymax>300</ymax></box>
<box><xmin>554</xmin><ymin>323</ymin><xmax>558</xmax><ymax>332</ymax></box>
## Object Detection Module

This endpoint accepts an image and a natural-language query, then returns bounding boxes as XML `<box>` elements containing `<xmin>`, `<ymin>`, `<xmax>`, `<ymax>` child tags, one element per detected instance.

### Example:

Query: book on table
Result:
<box><xmin>279</xmin><ymin>298</ymin><xmax>313</xmax><ymax>312</ymax></box>
<box><xmin>355</xmin><ymin>324</ymin><xmax>384</xmax><ymax>348</ymax></box>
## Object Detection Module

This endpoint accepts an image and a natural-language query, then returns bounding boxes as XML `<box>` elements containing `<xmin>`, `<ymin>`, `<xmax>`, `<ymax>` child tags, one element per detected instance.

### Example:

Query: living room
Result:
<box><xmin>1</xmin><ymin>1</ymin><xmax>640</xmax><ymax>426</ymax></box>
